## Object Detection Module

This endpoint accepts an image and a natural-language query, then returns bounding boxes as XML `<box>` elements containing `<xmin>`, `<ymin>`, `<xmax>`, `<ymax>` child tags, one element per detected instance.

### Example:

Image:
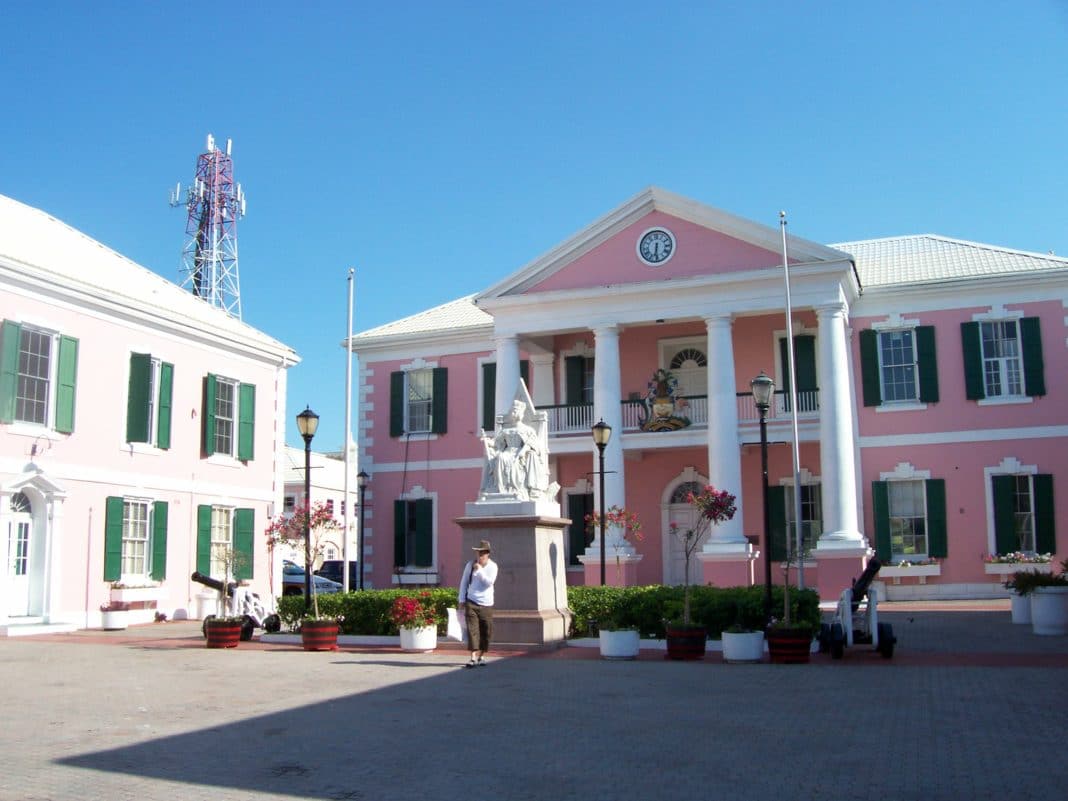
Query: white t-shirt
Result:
<box><xmin>459</xmin><ymin>558</ymin><xmax>497</xmax><ymax>606</ymax></box>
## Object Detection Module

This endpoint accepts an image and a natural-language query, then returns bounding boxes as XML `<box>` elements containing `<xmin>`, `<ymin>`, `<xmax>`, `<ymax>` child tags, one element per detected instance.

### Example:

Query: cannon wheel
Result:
<box><xmin>877</xmin><ymin>622</ymin><xmax>895</xmax><ymax>659</ymax></box>
<box><xmin>201</xmin><ymin>614</ymin><xmax>216</xmax><ymax>639</ymax></box>
<box><xmin>263</xmin><ymin>614</ymin><xmax>281</xmax><ymax>634</ymax></box>
<box><xmin>818</xmin><ymin>623</ymin><xmax>832</xmax><ymax>653</ymax></box>
<box><xmin>830</xmin><ymin>622</ymin><xmax>845</xmax><ymax>660</ymax></box>
<box><xmin>239</xmin><ymin>616</ymin><xmax>255</xmax><ymax>641</ymax></box>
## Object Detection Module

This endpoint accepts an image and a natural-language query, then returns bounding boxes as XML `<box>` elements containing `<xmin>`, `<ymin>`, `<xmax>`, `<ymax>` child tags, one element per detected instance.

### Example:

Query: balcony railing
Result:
<box><xmin>543</xmin><ymin>389</ymin><xmax>819</xmax><ymax>437</ymax></box>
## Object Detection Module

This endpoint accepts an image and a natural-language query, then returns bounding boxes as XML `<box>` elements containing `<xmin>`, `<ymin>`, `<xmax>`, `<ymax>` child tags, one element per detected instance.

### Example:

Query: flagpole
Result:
<box><xmin>343</xmin><ymin>267</ymin><xmax>354</xmax><ymax>592</ymax></box>
<box><xmin>780</xmin><ymin>211</ymin><xmax>805</xmax><ymax>590</ymax></box>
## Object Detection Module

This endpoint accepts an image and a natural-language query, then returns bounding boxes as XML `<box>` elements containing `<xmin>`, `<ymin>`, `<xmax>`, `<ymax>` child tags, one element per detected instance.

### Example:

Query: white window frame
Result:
<box><xmin>213</xmin><ymin>376</ymin><xmax>238</xmax><ymax>457</ymax></box>
<box><xmin>121</xmin><ymin>498</ymin><xmax>153</xmax><ymax>580</ymax></box>
<box><xmin>404</xmin><ymin>368</ymin><xmax>433</xmax><ymax>434</ymax></box>
<box><xmin>209</xmin><ymin>506</ymin><xmax>235</xmax><ymax>579</ymax></box>
<box><xmin>980</xmin><ymin>319</ymin><xmax>1023</xmax><ymax>399</ymax></box>
<box><xmin>14</xmin><ymin>324</ymin><xmax>58</xmax><ymax>429</ymax></box>
<box><xmin>877</xmin><ymin>328</ymin><xmax>919</xmax><ymax>404</ymax></box>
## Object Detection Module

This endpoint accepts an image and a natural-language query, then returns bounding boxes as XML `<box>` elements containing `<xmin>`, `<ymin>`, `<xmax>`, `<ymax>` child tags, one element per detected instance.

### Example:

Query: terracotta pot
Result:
<box><xmin>665</xmin><ymin>625</ymin><xmax>706</xmax><ymax>660</ymax></box>
<box><xmin>204</xmin><ymin>618</ymin><xmax>242</xmax><ymax>649</ymax></box>
<box><xmin>301</xmin><ymin>619</ymin><xmax>339</xmax><ymax>651</ymax></box>
<box><xmin>766</xmin><ymin>628</ymin><xmax>812</xmax><ymax>663</ymax></box>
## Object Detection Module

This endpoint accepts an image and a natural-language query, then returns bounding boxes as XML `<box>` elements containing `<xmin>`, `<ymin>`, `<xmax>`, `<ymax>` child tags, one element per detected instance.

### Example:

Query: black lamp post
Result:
<box><xmin>591</xmin><ymin>419</ymin><xmax>612</xmax><ymax>587</ymax></box>
<box><xmin>751</xmin><ymin>372</ymin><xmax>775</xmax><ymax>628</ymax></box>
<box><xmin>357</xmin><ymin>469</ymin><xmax>369</xmax><ymax>591</ymax></box>
<box><xmin>296</xmin><ymin>406</ymin><xmax>319</xmax><ymax>615</ymax></box>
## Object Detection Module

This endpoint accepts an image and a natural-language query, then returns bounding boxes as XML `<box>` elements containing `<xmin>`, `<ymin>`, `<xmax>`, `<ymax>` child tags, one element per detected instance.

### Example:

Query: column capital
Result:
<box><xmin>591</xmin><ymin>323</ymin><xmax>621</xmax><ymax>338</ymax></box>
<box><xmin>815</xmin><ymin>302</ymin><xmax>849</xmax><ymax>320</ymax></box>
<box><xmin>703</xmin><ymin>312</ymin><xmax>734</xmax><ymax>327</ymax></box>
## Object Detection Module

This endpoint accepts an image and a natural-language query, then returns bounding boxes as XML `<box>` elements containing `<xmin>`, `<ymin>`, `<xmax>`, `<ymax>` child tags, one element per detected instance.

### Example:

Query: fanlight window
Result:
<box><xmin>670</xmin><ymin>481</ymin><xmax>703</xmax><ymax>504</ymax></box>
<box><xmin>10</xmin><ymin>492</ymin><xmax>30</xmax><ymax>514</ymax></box>
<box><xmin>670</xmin><ymin>349</ymin><xmax>707</xmax><ymax>370</ymax></box>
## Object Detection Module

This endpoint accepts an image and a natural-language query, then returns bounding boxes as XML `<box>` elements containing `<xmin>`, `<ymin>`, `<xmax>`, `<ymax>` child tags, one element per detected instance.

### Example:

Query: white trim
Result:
<box><xmin>859</xmin><ymin>425</ymin><xmax>1068</xmax><ymax>448</ymax></box>
<box><xmin>870</xmin><ymin>313</ymin><xmax>921</xmax><ymax>331</ymax></box>
<box><xmin>972</xmin><ymin>305</ymin><xmax>1023</xmax><ymax>322</ymax></box>
<box><xmin>983</xmin><ymin>458</ymin><xmax>1038</xmax><ymax>557</ymax></box>
<box><xmin>879</xmin><ymin>462</ymin><xmax>931</xmax><ymax>481</ymax></box>
<box><xmin>875</xmin><ymin>402</ymin><xmax>928</xmax><ymax>413</ymax></box>
<box><xmin>978</xmin><ymin>396</ymin><xmax>1033</xmax><ymax>407</ymax></box>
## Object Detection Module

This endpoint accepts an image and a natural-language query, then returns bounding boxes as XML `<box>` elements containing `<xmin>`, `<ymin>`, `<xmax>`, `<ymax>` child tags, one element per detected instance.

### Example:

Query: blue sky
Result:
<box><xmin>3</xmin><ymin>2</ymin><xmax>1066</xmax><ymax>450</ymax></box>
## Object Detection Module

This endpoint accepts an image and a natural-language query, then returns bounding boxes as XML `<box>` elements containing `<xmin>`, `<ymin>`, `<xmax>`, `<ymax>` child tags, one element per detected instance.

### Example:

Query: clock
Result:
<box><xmin>637</xmin><ymin>228</ymin><xmax>675</xmax><ymax>265</ymax></box>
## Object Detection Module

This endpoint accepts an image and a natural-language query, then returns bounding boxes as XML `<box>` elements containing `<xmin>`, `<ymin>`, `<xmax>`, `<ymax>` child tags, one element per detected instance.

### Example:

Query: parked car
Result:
<box><xmin>281</xmin><ymin>560</ymin><xmax>343</xmax><ymax>596</ymax></box>
<box><xmin>315</xmin><ymin>559</ymin><xmax>360</xmax><ymax>589</ymax></box>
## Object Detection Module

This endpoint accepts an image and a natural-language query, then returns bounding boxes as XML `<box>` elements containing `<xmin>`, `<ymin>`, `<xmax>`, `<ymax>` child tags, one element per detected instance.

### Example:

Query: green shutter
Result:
<box><xmin>925</xmin><ymin>479</ymin><xmax>947</xmax><ymax>558</ymax></box>
<box><xmin>126</xmin><ymin>353</ymin><xmax>152</xmax><ymax>443</ymax></box>
<box><xmin>1034</xmin><ymin>474</ymin><xmax>1055</xmax><ymax>554</ymax></box>
<box><xmin>393</xmin><ymin>499</ymin><xmax>406</xmax><ymax>566</ymax></box>
<box><xmin>103</xmin><ymin>496</ymin><xmax>124</xmax><ymax>581</ymax></box>
<box><xmin>203</xmin><ymin>375</ymin><xmax>217</xmax><ymax>456</ymax></box>
<box><xmin>768</xmin><ymin>485</ymin><xmax>787</xmax><ymax>562</ymax></box>
<box><xmin>1020</xmin><ymin>317</ymin><xmax>1046</xmax><ymax>397</ymax></box>
<box><xmin>151</xmin><ymin>501</ymin><xmax>168</xmax><ymax>580</ymax></box>
<box><xmin>992</xmin><ymin>475</ymin><xmax>1017</xmax><ymax>555</ymax></box>
<box><xmin>916</xmin><ymin>326</ymin><xmax>940</xmax><ymax>403</ymax></box>
<box><xmin>568</xmin><ymin>493</ymin><xmax>593</xmax><ymax>566</ymax></box>
<box><xmin>390</xmin><ymin>371</ymin><xmax>404</xmax><ymax>437</ymax></box>
<box><xmin>482</xmin><ymin>362</ymin><xmax>496</xmax><ymax>432</ymax></box>
<box><xmin>871</xmin><ymin>481</ymin><xmax>891</xmax><ymax>562</ymax></box>
<box><xmin>0</xmin><ymin>321</ymin><xmax>21</xmax><ymax>423</ymax></box>
<box><xmin>414</xmin><ymin>498</ymin><xmax>433</xmax><ymax>567</ymax></box>
<box><xmin>234</xmin><ymin>508</ymin><xmax>254</xmax><ymax>580</ymax></box>
<box><xmin>961</xmin><ymin>322</ymin><xmax>984</xmax><ymax>400</ymax></box>
<box><xmin>859</xmin><ymin>329</ymin><xmax>881</xmax><ymax>407</ymax></box>
<box><xmin>237</xmin><ymin>383</ymin><xmax>256</xmax><ymax>461</ymax></box>
<box><xmin>54</xmin><ymin>335</ymin><xmax>78</xmax><ymax>433</ymax></box>
<box><xmin>565</xmin><ymin>356</ymin><xmax>585</xmax><ymax>406</ymax></box>
<box><xmin>157</xmin><ymin>363</ymin><xmax>173</xmax><ymax>449</ymax></box>
<box><xmin>430</xmin><ymin>367</ymin><xmax>448</xmax><ymax>434</ymax></box>
<box><xmin>196</xmin><ymin>505</ymin><xmax>213</xmax><ymax>574</ymax></box>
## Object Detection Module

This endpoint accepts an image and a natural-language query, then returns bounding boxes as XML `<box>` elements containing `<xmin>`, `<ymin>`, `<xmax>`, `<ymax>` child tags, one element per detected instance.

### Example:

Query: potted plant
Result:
<box><xmin>584</xmin><ymin>505</ymin><xmax>643</xmax><ymax>585</ymax></box>
<box><xmin>721</xmin><ymin>622</ymin><xmax>765</xmax><ymax>663</ymax></box>
<box><xmin>266</xmin><ymin>501</ymin><xmax>344</xmax><ymax>650</ymax></box>
<box><xmin>391</xmin><ymin>591</ymin><xmax>443</xmax><ymax>652</ymax></box>
<box><xmin>665</xmin><ymin>485</ymin><xmax>737</xmax><ymax>660</ymax></box>
<box><xmin>1028</xmin><ymin>559</ymin><xmax>1068</xmax><ymax>636</ymax></box>
<box><xmin>594</xmin><ymin>604</ymin><xmax>641</xmax><ymax>660</ymax></box>
<box><xmin>765</xmin><ymin>545</ymin><xmax>816</xmax><ymax>663</ymax></box>
<box><xmin>1004</xmin><ymin>569</ymin><xmax>1044</xmax><ymax>625</ymax></box>
<box><xmin>100</xmin><ymin>600</ymin><xmax>129</xmax><ymax>631</ymax></box>
<box><xmin>202</xmin><ymin>547</ymin><xmax>249</xmax><ymax>648</ymax></box>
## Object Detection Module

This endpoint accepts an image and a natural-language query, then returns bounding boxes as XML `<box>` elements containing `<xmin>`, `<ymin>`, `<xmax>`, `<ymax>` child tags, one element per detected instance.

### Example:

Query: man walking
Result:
<box><xmin>458</xmin><ymin>540</ymin><xmax>497</xmax><ymax>667</ymax></box>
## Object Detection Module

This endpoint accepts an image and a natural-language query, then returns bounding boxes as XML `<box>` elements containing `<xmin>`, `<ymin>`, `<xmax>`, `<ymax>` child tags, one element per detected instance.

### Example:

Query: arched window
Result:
<box><xmin>669</xmin><ymin>481</ymin><xmax>702</xmax><ymax>504</ymax></box>
<box><xmin>669</xmin><ymin>348</ymin><xmax>707</xmax><ymax>370</ymax></box>
<box><xmin>10</xmin><ymin>492</ymin><xmax>30</xmax><ymax>514</ymax></box>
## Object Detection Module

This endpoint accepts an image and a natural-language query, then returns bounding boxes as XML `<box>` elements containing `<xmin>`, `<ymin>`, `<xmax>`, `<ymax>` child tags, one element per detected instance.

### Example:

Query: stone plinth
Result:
<box><xmin>454</xmin><ymin>515</ymin><xmax>572</xmax><ymax>646</ymax></box>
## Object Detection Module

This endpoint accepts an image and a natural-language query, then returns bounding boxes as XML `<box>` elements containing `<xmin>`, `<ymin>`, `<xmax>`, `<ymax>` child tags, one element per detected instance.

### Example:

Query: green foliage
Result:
<box><xmin>566</xmin><ymin>584</ymin><xmax>820</xmax><ymax>639</ymax></box>
<box><xmin>276</xmin><ymin>587</ymin><xmax>458</xmax><ymax>634</ymax></box>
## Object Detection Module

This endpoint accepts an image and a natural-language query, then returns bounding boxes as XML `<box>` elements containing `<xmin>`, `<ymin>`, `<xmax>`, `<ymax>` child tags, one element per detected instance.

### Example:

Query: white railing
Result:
<box><xmin>736</xmin><ymin>390</ymin><xmax>820</xmax><ymax>423</ymax></box>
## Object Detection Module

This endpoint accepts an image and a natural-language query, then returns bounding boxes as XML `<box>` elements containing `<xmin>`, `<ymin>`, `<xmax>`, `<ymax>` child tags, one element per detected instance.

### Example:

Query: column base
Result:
<box><xmin>814</xmin><ymin>546</ymin><xmax>873</xmax><ymax>603</ymax></box>
<box><xmin>697</xmin><ymin>546</ymin><xmax>756</xmax><ymax>587</ymax></box>
<box><xmin>577</xmin><ymin>554</ymin><xmax>642</xmax><ymax>586</ymax></box>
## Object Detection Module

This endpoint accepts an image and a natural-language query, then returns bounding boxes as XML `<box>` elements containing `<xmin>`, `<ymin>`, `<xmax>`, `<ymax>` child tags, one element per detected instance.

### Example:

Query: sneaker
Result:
<box><xmin>477</xmin><ymin>658</ymin><xmax>487</xmax><ymax>667</ymax></box>
<box><xmin>464</xmin><ymin>659</ymin><xmax>478</xmax><ymax>669</ymax></box>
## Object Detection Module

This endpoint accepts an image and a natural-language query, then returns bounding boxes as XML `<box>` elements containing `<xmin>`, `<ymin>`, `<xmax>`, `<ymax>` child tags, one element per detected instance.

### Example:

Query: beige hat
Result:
<box><xmin>472</xmin><ymin>539</ymin><xmax>492</xmax><ymax>553</ymax></box>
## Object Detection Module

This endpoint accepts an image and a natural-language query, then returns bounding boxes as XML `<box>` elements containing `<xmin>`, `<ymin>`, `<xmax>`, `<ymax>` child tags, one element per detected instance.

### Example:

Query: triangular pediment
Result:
<box><xmin>4</xmin><ymin>465</ymin><xmax>68</xmax><ymax>498</ymax></box>
<box><xmin>477</xmin><ymin>187</ymin><xmax>851</xmax><ymax>301</ymax></box>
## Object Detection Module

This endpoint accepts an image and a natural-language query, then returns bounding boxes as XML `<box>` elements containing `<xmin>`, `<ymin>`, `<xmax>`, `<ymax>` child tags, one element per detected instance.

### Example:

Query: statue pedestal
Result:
<box><xmin>454</xmin><ymin>515</ymin><xmax>572</xmax><ymax>646</ymax></box>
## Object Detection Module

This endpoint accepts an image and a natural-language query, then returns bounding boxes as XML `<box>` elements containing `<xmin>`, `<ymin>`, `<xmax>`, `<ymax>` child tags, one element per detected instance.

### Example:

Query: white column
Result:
<box><xmin>702</xmin><ymin>314</ymin><xmax>747</xmax><ymax>548</ymax></box>
<box><xmin>815</xmin><ymin>304</ymin><xmax>864</xmax><ymax>549</ymax></box>
<box><xmin>529</xmin><ymin>353</ymin><xmax>555</xmax><ymax>408</ymax></box>
<box><xmin>588</xmin><ymin>325</ymin><xmax>629</xmax><ymax>555</ymax></box>
<box><xmin>494</xmin><ymin>335</ymin><xmax>521</xmax><ymax>416</ymax></box>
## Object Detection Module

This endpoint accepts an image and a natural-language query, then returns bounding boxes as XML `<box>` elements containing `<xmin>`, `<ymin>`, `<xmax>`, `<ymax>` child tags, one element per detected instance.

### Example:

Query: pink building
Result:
<box><xmin>351</xmin><ymin>187</ymin><xmax>1065</xmax><ymax>600</ymax></box>
<box><xmin>0</xmin><ymin>195</ymin><xmax>297</xmax><ymax>632</ymax></box>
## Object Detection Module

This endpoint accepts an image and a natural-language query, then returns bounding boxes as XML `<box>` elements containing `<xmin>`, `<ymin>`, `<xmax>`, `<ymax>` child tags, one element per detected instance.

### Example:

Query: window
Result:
<box><xmin>567</xmin><ymin>492</ymin><xmax>593</xmax><ymax>566</ymax></box>
<box><xmin>9</xmin><ymin>493</ymin><xmax>30</xmax><ymax>577</ymax></box>
<box><xmin>481</xmin><ymin>360</ymin><xmax>530</xmax><ymax>432</ymax></box>
<box><xmin>104</xmin><ymin>497</ymin><xmax>168</xmax><ymax>581</ymax></box>
<box><xmin>961</xmin><ymin>317</ymin><xmax>1044</xmax><ymax>401</ymax></box>
<box><xmin>284</xmin><ymin>495</ymin><xmax>295</xmax><ymax>511</ymax></box>
<box><xmin>872</xmin><ymin>478</ymin><xmax>946</xmax><ymax>562</ymax></box>
<box><xmin>879</xmin><ymin>330</ymin><xmax>917</xmax><ymax>402</ymax></box>
<box><xmin>393</xmin><ymin>498</ymin><xmax>433</xmax><ymax>567</ymax></box>
<box><xmin>203</xmin><ymin>374</ymin><xmax>256</xmax><ymax>459</ymax></box>
<box><xmin>785</xmin><ymin>484</ymin><xmax>822</xmax><ymax>555</ymax></box>
<box><xmin>860</xmin><ymin>326</ymin><xmax>938</xmax><ymax>407</ymax></box>
<box><xmin>196</xmin><ymin>504</ymin><xmax>254</xmax><ymax>580</ymax></box>
<box><xmin>778</xmin><ymin>335</ymin><xmax>818</xmax><ymax>412</ymax></box>
<box><xmin>992</xmin><ymin>473</ymin><xmax>1055</xmax><ymax>555</ymax></box>
<box><xmin>126</xmin><ymin>354</ymin><xmax>174</xmax><ymax>447</ymax></box>
<box><xmin>389</xmin><ymin>367</ymin><xmax>447</xmax><ymax>436</ymax></box>
<box><xmin>0</xmin><ymin>320</ymin><xmax>78</xmax><ymax>432</ymax></box>
<box><xmin>325</xmin><ymin>499</ymin><xmax>335</xmax><ymax>517</ymax></box>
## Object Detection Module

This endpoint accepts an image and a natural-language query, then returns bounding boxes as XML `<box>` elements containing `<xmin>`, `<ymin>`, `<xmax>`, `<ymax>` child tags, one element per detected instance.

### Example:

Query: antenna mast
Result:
<box><xmin>170</xmin><ymin>134</ymin><xmax>246</xmax><ymax>318</ymax></box>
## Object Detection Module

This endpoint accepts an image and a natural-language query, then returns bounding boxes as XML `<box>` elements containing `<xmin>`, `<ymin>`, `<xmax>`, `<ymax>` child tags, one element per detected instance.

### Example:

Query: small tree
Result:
<box><xmin>669</xmin><ymin>485</ymin><xmax>737</xmax><ymax>625</ymax></box>
<box><xmin>265</xmin><ymin>501</ymin><xmax>341</xmax><ymax>619</ymax></box>
<box><xmin>584</xmin><ymin>505</ymin><xmax>643</xmax><ymax>584</ymax></box>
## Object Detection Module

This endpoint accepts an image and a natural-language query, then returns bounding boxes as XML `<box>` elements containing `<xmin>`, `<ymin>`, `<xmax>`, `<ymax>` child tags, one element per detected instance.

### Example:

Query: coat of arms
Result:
<box><xmin>640</xmin><ymin>368</ymin><xmax>691</xmax><ymax>431</ymax></box>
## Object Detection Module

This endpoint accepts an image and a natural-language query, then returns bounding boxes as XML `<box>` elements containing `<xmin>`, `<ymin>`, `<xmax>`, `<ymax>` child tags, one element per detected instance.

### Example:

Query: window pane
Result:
<box><xmin>214</xmin><ymin>379</ymin><xmax>235</xmax><ymax>455</ymax></box>
<box><xmin>980</xmin><ymin>321</ymin><xmax>1022</xmax><ymax>397</ymax></box>
<box><xmin>785</xmin><ymin>484</ymin><xmax>822</xmax><ymax>551</ymax></box>
<box><xmin>16</xmin><ymin>328</ymin><xmax>52</xmax><ymax>425</ymax></box>
<box><xmin>406</xmin><ymin>370</ymin><xmax>432</xmax><ymax>433</ymax></box>
<box><xmin>122</xmin><ymin>500</ymin><xmax>150</xmax><ymax>576</ymax></box>
<box><xmin>879</xmin><ymin>330</ymin><xmax>917</xmax><ymax>402</ymax></box>
<box><xmin>210</xmin><ymin>507</ymin><xmax>233</xmax><ymax>577</ymax></box>
<box><xmin>888</xmin><ymin>480</ymin><xmax>927</xmax><ymax>556</ymax></box>
<box><xmin>1013</xmin><ymin>475</ymin><xmax>1036</xmax><ymax>552</ymax></box>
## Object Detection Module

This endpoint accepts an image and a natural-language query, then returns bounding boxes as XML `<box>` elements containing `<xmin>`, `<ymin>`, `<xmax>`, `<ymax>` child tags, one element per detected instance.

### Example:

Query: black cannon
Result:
<box><xmin>820</xmin><ymin>558</ymin><xmax>896</xmax><ymax>660</ymax></box>
<box><xmin>191</xmin><ymin>571</ymin><xmax>280</xmax><ymax>640</ymax></box>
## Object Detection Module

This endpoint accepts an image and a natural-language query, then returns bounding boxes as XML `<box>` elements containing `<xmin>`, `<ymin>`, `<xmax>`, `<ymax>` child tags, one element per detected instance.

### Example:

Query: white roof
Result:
<box><xmin>833</xmin><ymin>234</ymin><xmax>1068</xmax><ymax>288</ymax></box>
<box><xmin>0</xmin><ymin>193</ymin><xmax>297</xmax><ymax>360</ymax></box>
<box><xmin>351</xmin><ymin>294</ymin><xmax>492</xmax><ymax>343</ymax></box>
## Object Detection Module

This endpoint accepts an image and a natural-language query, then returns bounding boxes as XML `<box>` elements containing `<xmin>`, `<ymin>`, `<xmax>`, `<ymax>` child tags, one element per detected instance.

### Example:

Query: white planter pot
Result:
<box><xmin>721</xmin><ymin>630</ymin><xmax>765</xmax><ymax>663</ymax></box>
<box><xmin>1010</xmin><ymin>592</ymin><xmax>1032</xmax><ymax>624</ymax></box>
<box><xmin>1030</xmin><ymin>587</ymin><xmax>1068</xmax><ymax>636</ymax></box>
<box><xmin>598</xmin><ymin>629</ymin><xmax>640</xmax><ymax>660</ymax></box>
<box><xmin>399</xmin><ymin>625</ymin><xmax>438</xmax><ymax>652</ymax></box>
<box><xmin>101</xmin><ymin>610</ymin><xmax>129</xmax><ymax>631</ymax></box>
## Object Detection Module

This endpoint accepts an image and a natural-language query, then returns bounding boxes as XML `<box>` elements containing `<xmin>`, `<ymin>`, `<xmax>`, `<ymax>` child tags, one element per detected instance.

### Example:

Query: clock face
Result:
<box><xmin>638</xmin><ymin>228</ymin><xmax>675</xmax><ymax>265</ymax></box>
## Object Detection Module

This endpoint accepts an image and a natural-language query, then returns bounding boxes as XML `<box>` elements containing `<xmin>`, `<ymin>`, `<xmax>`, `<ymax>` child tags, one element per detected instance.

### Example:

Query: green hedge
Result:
<box><xmin>276</xmin><ymin>584</ymin><xmax>820</xmax><ymax>639</ymax></box>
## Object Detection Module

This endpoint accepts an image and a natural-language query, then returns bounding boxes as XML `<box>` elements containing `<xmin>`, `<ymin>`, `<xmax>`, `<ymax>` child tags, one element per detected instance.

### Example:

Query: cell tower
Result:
<box><xmin>170</xmin><ymin>134</ymin><xmax>246</xmax><ymax>319</ymax></box>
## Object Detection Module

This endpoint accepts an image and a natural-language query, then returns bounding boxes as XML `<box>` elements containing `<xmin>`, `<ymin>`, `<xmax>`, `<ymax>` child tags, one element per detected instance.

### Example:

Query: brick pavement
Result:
<box><xmin>0</xmin><ymin>603</ymin><xmax>1064</xmax><ymax>801</ymax></box>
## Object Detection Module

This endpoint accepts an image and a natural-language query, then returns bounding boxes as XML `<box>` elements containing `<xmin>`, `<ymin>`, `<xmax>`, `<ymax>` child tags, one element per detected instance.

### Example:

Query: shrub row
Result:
<box><xmin>277</xmin><ymin>583</ymin><xmax>821</xmax><ymax>638</ymax></box>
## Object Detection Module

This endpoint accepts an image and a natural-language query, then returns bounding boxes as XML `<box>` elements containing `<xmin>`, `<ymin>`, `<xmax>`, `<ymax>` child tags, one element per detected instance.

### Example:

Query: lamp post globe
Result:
<box><xmin>591</xmin><ymin>419</ymin><xmax>612</xmax><ymax>587</ymax></box>
<box><xmin>295</xmin><ymin>407</ymin><xmax>319</xmax><ymax>613</ymax></box>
